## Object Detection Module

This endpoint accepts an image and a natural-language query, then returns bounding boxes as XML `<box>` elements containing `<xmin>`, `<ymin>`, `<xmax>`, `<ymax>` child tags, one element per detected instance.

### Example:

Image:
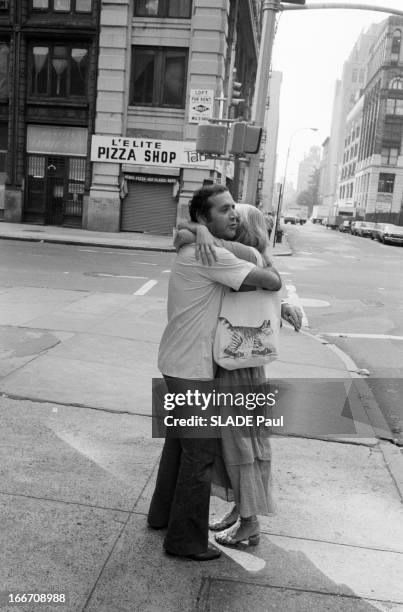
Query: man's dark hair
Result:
<box><xmin>188</xmin><ymin>184</ymin><xmax>228</xmax><ymax>222</ymax></box>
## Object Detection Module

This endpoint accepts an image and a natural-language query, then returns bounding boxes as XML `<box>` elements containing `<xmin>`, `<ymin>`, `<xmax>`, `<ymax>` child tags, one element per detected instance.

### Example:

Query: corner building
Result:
<box><xmin>89</xmin><ymin>0</ymin><xmax>261</xmax><ymax>234</ymax></box>
<box><xmin>356</xmin><ymin>16</ymin><xmax>403</xmax><ymax>224</ymax></box>
<box><xmin>0</xmin><ymin>0</ymin><xmax>100</xmax><ymax>227</ymax></box>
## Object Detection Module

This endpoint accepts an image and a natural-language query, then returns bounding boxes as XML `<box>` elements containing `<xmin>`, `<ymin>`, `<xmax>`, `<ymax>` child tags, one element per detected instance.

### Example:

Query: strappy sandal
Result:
<box><xmin>214</xmin><ymin>520</ymin><xmax>260</xmax><ymax>548</ymax></box>
<box><xmin>209</xmin><ymin>507</ymin><xmax>239</xmax><ymax>532</ymax></box>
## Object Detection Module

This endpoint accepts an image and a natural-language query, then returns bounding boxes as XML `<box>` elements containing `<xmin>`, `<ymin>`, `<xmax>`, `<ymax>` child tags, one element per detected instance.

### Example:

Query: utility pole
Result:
<box><xmin>242</xmin><ymin>0</ymin><xmax>280</xmax><ymax>205</ymax></box>
<box><xmin>243</xmin><ymin>1</ymin><xmax>403</xmax><ymax>208</ymax></box>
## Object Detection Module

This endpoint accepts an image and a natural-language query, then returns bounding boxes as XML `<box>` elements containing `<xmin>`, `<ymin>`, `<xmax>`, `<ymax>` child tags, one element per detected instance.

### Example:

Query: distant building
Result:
<box><xmin>318</xmin><ymin>137</ymin><xmax>329</xmax><ymax>207</ymax></box>
<box><xmin>322</xmin><ymin>24</ymin><xmax>380</xmax><ymax>211</ymax></box>
<box><xmin>338</xmin><ymin>93</ymin><xmax>364</xmax><ymax>217</ymax></box>
<box><xmin>296</xmin><ymin>145</ymin><xmax>320</xmax><ymax>196</ymax></box>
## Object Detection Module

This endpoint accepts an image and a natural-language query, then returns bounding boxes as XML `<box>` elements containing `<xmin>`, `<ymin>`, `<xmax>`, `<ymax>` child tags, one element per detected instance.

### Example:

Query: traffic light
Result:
<box><xmin>227</xmin><ymin>122</ymin><xmax>262</xmax><ymax>155</ymax></box>
<box><xmin>229</xmin><ymin>68</ymin><xmax>244</xmax><ymax>107</ymax></box>
<box><xmin>196</xmin><ymin>123</ymin><xmax>227</xmax><ymax>155</ymax></box>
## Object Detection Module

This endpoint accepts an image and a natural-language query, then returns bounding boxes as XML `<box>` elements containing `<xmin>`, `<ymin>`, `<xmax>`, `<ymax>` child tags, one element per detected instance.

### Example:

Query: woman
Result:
<box><xmin>175</xmin><ymin>204</ymin><xmax>302</xmax><ymax>548</ymax></box>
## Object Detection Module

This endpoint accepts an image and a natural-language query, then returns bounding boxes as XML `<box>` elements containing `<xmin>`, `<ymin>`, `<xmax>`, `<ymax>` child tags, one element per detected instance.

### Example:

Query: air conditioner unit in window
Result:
<box><xmin>0</xmin><ymin>0</ymin><xmax>9</xmax><ymax>8</ymax></box>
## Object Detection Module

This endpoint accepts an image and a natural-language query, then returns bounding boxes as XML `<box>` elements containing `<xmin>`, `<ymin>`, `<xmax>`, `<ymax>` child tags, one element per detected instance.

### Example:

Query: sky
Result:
<box><xmin>271</xmin><ymin>0</ymin><xmax>403</xmax><ymax>186</ymax></box>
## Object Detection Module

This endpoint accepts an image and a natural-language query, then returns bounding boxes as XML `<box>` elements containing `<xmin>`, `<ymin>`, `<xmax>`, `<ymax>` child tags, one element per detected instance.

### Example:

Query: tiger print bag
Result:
<box><xmin>213</xmin><ymin>287</ymin><xmax>281</xmax><ymax>370</ymax></box>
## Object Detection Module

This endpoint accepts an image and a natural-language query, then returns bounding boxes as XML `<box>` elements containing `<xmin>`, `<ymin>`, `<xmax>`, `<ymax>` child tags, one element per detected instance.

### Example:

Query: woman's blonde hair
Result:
<box><xmin>235</xmin><ymin>204</ymin><xmax>271</xmax><ymax>265</ymax></box>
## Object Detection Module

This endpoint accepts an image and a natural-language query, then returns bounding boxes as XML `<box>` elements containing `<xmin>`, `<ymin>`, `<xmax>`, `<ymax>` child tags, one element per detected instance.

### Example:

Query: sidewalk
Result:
<box><xmin>0</xmin><ymin>221</ymin><xmax>293</xmax><ymax>255</ymax></box>
<box><xmin>0</xmin><ymin>240</ymin><xmax>402</xmax><ymax>611</ymax></box>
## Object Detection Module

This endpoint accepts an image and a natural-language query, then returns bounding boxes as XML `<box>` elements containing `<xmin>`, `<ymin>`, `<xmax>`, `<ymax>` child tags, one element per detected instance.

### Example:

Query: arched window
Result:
<box><xmin>391</xmin><ymin>29</ymin><xmax>402</xmax><ymax>62</ymax></box>
<box><xmin>389</xmin><ymin>77</ymin><xmax>403</xmax><ymax>90</ymax></box>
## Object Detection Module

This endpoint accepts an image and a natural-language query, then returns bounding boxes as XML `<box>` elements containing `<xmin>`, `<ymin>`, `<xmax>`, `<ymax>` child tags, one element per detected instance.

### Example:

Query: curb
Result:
<box><xmin>0</xmin><ymin>232</ymin><xmax>293</xmax><ymax>256</ymax></box>
<box><xmin>0</xmin><ymin>234</ymin><xmax>176</xmax><ymax>253</ymax></box>
<box><xmin>300</xmin><ymin>329</ymin><xmax>403</xmax><ymax>501</ymax></box>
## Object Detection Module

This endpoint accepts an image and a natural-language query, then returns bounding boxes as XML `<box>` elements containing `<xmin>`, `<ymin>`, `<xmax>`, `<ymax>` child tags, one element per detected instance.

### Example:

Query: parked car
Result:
<box><xmin>375</xmin><ymin>223</ymin><xmax>403</xmax><ymax>245</ymax></box>
<box><xmin>339</xmin><ymin>220</ymin><xmax>353</xmax><ymax>233</ymax></box>
<box><xmin>351</xmin><ymin>221</ymin><xmax>375</xmax><ymax>237</ymax></box>
<box><xmin>371</xmin><ymin>223</ymin><xmax>388</xmax><ymax>241</ymax></box>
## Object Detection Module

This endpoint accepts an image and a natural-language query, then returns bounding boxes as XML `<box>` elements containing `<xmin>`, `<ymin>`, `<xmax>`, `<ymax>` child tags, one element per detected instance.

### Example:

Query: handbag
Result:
<box><xmin>213</xmin><ymin>282</ymin><xmax>281</xmax><ymax>371</ymax></box>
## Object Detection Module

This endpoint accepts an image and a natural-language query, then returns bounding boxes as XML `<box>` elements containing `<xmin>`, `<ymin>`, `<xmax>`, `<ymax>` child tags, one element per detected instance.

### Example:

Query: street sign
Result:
<box><xmin>188</xmin><ymin>89</ymin><xmax>214</xmax><ymax>124</ymax></box>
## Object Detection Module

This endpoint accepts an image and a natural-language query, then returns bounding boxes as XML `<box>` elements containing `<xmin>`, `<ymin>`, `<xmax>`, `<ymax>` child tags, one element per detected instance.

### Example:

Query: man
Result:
<box><xmin>148</xmin><ymin>185</ymin><xmax>293</xmax><ymax>561</ymax></box>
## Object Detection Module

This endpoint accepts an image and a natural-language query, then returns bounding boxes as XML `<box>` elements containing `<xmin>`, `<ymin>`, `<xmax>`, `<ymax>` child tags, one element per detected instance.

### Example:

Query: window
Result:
<box><xmin>352</xmin><ymin>69</ymin><xmax>358</xmax><ymax>83</ymax></box>
<box><xmin>359</xmin><ymin>68</ymin><xmax>365</xmax><ymax>83</ymax></box>
<box><xmin>386</xmin><ymin>98</ymin><xmax>403</xmax><ymax>115</ymax></box>
<box><xmin>134</xmin><ymin>0</ymin><xmax>192</xmax><ymax>18</ymax></box>
<box><xmin>131</xmin><ymin>46</ymin><xmax>187</xmax><ymax>108</ymax></box>
<box><xmin>381</xmin><ymin>147</ymin><xmax>399</xmax><ymax>165</ymax></box>
<box><xmin>378</xmin><ymin>172</ymin><xmax>395</xmax><ymax>193</ymax></box>
<box><xmin>32</xmin><ymin>0</ymin><xmax>92</xmax><ymax>12</ymax></box>
<box><xmin>384</xmin><ymin>120</ymin><xmax>401</xmax><ymax>144</ymax></box>
<box><xmin>389</xmin><ymin>77</ymin><xmax>403</xmax><ymax>90</ymax></box>
<box><xmin>30</xmin><ymin>44</ymin><xmax>88</xmax><ymax>97</ymax></box>
<box><xmin>0</xmin><ymin>43</ymin><xmax>9</xmax><ymax>99</ymax></box>
<box><xmin>391</xmin><ymin>29</ymin><xmax>401</xmax><ymax>62</ymax></box>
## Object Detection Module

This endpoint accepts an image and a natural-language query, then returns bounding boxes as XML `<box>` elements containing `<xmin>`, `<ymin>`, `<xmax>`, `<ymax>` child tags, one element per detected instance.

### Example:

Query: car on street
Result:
<box><xmin>371</xmin><ymin>223</ymin><xmax>388</xmax><ymax>241</ymax></box>
<box><xmin>374</xmin><ymin>223</ymin><xmax>403</xmax><ymax>245</ymax></box>
<box><xmin>351</xmin><ymin>221</ymin><xmax>375</xmax><ymax>237</ymax></box>
<box><xmin>283</xmin><ymin>215</ymin><xmax>299</xmax><ymax>225</ymax></box>
<box><xmin>339</xmin><ymin>220</ymin><xmax>353</xmax><ymax>232</ymax></box>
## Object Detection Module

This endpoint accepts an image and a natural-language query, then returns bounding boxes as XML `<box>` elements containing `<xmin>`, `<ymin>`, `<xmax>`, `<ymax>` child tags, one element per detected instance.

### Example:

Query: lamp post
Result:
<box><xmin>270</xmin><ymin>127</ymin><xmax>318</xmax><ymax>248</ymax></box>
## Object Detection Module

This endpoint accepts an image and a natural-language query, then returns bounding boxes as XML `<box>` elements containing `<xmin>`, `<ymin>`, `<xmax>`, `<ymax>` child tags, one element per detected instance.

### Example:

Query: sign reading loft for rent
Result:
<box><xmin>91</xmin><ymin>136</ymin><xmax>209</xmax><ymax>168</ymax></box>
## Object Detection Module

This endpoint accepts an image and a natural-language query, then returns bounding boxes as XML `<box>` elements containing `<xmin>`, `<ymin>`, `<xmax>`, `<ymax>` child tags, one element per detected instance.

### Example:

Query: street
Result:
<box><xmin>1</xmin><ymin>231</ymin><xmax>402</xmax><ymax>439</ymax></box>
<box><xmin>1</xmin><ymin>234</ymin><xmax>403</xmax><ymax>611</ymax></box>
<box><xmin>280</xmin><ymin>222</ymin><xmax>403</xmax><ymax>439</ymax></box>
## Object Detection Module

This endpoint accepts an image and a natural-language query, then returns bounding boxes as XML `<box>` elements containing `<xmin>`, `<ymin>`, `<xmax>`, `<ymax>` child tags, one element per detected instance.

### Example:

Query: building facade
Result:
<box><xmin>0</xmin><ymin>0</ymin><xmax>100</xmax><ymax>226</ymax></box>
<box><xmin>0</xmin><ymin>0</ymin><xmax>262</xmax><ymax>234</ymax></box>
<box><xmin>89</xmin><ymin>0</ymin><xmax>262</xmax><ymax>235</ymax></box>
<box><xmin>338</xmin><ymin>93</ymin><xmax>363</xmax><ymax>217</ymax></box>
<box><xmin>319</xmin><ymin>25</ymin><xmax>379</xmax><ymax>212</ymax></box>
<box><xmin>355</xmin><ymin>16</ymin><xmax>403</xmax><ymax>224</ymax></box>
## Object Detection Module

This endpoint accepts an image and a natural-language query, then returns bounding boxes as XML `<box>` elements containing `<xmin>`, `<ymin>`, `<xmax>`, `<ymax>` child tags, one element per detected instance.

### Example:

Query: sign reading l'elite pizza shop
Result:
<box><xmin>91</xmin><ymin>136</ymin><xmax>215</xmax><ymax>169</ymax></box>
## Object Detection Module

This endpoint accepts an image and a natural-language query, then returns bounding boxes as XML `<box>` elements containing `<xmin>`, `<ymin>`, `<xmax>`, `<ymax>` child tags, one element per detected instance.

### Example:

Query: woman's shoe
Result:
<box><xmin>209</xmin><ymin>506</ymin><xmax>239</xmax><ymax>532</ymax></box>
<box><xmin>214</xmin><ymin>518</ymin><xmax>260</xmax><ymax>548</ymax></box>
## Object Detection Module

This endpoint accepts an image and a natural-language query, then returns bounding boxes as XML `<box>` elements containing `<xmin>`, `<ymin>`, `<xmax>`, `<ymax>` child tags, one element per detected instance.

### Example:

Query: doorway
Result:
<box><xmin>24</xmin><ymin>154</ymin><xmax>85</xmax><ymax>227</ymax></box>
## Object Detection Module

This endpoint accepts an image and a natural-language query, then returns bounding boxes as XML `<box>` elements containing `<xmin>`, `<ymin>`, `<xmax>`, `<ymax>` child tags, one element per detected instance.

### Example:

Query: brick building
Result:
<box><xmin>0</xmin><ymin>0</ymin><xmax>100</xmax><ymax>227</ymax></box>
